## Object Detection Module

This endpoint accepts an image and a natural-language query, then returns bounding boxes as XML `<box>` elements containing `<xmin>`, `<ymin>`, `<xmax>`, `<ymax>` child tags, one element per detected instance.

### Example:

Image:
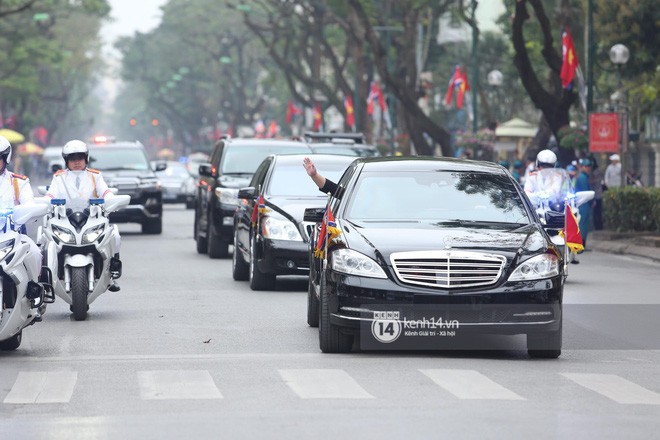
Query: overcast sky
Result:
<box><xmin>102</xmin><ymin>0</ymin><xmax>167</xmax><ymax>51</ymax></box>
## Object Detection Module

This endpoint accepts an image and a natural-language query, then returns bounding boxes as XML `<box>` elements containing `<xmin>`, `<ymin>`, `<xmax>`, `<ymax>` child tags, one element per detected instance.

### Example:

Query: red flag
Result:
<box><xmin>313</xmin><ymin>103</ymin><xmax>323</xmax><ymax>131</ymax></box>
<box><xmin>268</xmin><ymin>120</ymin><xmax>278</xmax><ymax>138</ymax></box>
<box><xmin>344</xmin><ymin>95</ymin><xmax>355</xmax><ymax>129</ymax></box>
<box><xmin>560</xmin><ymin>27</ymin><xmax>579</xmax><ymax>89</ymax></box>
<box><xmin>457</xmin><ymin>68</ymin><xmax>469</xmax><ymax>109</ymax></box>
<box><xmin>560</xmin><ymin>204</ymin><xmax>584</xmax><ymax>253</ymax></box>
<box><xmin>445</xmin><ymin>65</ymin><xmax>469</xmax><ymax>109</ymax></box>
<box><xmin>285</xmin><ymin>99</ymin><xmax>300</xmax><ymax>124</ymax></box>
<box><xmin>314</xmin><ymin>204</ymin><xmax>341</xmax><ymax>259</ymax></box>
<box><xmin>251</xmin><ymin>194</ymin><xmax>266</xmax><ymax>226</ymax></box>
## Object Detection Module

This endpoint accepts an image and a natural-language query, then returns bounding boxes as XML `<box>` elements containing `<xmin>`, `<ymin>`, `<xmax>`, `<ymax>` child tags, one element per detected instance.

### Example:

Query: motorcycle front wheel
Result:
<box><xmin>70</xmin><ymin>267</ymin><xmax>89</xmax><ymax>321</ymax></box>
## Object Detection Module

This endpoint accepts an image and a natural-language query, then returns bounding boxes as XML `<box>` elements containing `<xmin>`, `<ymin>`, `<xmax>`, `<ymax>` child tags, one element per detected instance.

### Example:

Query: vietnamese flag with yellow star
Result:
<box><xmin>344</xmin><ymin>94</ymin><xmax>355</xmax><ymax>129</ymax></box>
<box><xmin>560</xmin><ymin>27</ymin><xmax>579</xmax><ymax>89</ymax></box>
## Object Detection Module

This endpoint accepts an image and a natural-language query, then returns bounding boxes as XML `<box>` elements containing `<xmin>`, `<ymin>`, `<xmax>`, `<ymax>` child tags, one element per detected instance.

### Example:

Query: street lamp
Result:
<box><xmin>487</xmin><ymin>69</ymin><xmax>503</xmax><ymax>87</ymax></box>
<box><xmin>486</xmin><ymin>70</ymin><xmax>503</xmax><ymax>127</ymax></box>
<box><xmin>609</xmin><ymin>43</ymin><xmax>629</xmax><ymax>187</ymax></box>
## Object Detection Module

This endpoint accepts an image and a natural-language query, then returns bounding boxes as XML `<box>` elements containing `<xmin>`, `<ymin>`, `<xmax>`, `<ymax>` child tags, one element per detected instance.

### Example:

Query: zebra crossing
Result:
<box><xmin>2</xmin><ymin>368</ymin><xmax>659</xmax><ymax>405</ymax></box>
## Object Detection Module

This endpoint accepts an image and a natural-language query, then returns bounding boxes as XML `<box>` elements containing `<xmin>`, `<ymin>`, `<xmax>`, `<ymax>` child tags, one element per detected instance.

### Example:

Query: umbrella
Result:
<box><xmin>0</xmin><ymin>128</ymin><xmax>26</xmax><ymax>144</ymax></box>
<box><xmin>16</xmin><ymin>142</ymin><xmax>44</xmax><ymax>155</ymax></box>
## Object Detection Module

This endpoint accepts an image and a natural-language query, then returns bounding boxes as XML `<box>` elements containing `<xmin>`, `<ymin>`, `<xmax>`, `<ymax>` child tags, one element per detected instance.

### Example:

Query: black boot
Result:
<box><xmin>110</xmin><ymin>254</ymin><xmax>122</xmax><ymax>279</ymax></box>
<box><xmin>108</xmin><ymin>280</ymin><xmax>121</xmax><ymax>292</ymax></box>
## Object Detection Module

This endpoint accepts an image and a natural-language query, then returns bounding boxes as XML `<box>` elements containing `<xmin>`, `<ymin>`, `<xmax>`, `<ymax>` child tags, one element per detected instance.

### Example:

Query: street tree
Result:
<box><xmin>0</xmin><ymin>0</ymin><xmax>110</xmax><ymax>143</ymax></box>
<box><xmin>506</xmin><ymin>0</ymin><xmax>581</xmax><ymax>164</ymax></box>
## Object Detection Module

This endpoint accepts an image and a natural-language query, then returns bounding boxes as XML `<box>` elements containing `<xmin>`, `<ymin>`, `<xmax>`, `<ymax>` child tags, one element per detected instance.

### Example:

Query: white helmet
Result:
<box><xmin>536</xmin><ymin>149</ymin><xmax>557</xmax><ymax>169</ymax></box>
<box><xmin>0</xmin><ymin>135</ymin><xmax>12</xmax><ymax>165</ymax></box>
<box><xmin>62</xmin><ymin>139</ymin><xmax>89</xmax><ymax>164</ymax></box>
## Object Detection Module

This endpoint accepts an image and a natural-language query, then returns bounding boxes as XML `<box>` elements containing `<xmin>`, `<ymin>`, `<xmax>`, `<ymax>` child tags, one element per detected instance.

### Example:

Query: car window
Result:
<box><xmin>267</xmin><ymin>162</ymin><xmax>350</xmax><ymax>197</ymax></box>
<box><xmin>210</xmin><ymin>141</ymin><xmax>224</xmax><ymax>168</ymax></box>
<box><xmin>221</xmin><ymin>145</ymin><xmax>310</xmax><ymax>174</ymax></box>
<box><xmin>310</xmin><ymin>146</ymin><xmax>360</xmax><ymax>156</ymax></box>
<box><xmin>345</xmin><ymin>170</ymin><xmax>530</xmax><ymax>224</ymax></box>
<box><xmin>158</xmin><ymin>163</ymin><xmax>190</xmax><ymax>178</ymax></box>
<box><xmin>250</xmin><ymin>158</ymin><xmax>272</xmax><ymax>188</ymax></box>
<box><xmin>88</xmin><ymin>147</ymin><xmax>150</xmax><ymax>171</ymax></box>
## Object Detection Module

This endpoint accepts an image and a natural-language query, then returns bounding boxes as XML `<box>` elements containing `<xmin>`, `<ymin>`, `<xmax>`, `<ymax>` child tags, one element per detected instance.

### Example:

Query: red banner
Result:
<box><xmin>589</xmin><ymin>113</ymin><xmax>619</xmax><ymax>153</ymax></box>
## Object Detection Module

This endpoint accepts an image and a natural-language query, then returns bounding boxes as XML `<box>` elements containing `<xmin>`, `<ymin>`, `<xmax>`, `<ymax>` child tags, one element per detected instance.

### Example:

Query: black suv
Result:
<box><xmin>88</xmin><ymin>140</ymin><xmax>165</xmax><ymax>234</ymax></box>
<box><xmin>194</xmin><ymin>137</ymin><xmax>312</xmax><ymax>258</ymax></box>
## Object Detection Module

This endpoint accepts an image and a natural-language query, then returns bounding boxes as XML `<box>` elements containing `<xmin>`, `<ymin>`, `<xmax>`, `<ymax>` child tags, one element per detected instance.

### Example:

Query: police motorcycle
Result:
<box><xmin>38</xmin><ymin>194</ymin><xmax>129</xmax><ymax>321</ymax></box>
<box><xmin>529</xmin><ymin>182</ymin><xmax>594</xmax><ymax>271</ymax></box>
<box><xmin>0</xmin><ymin>202</ymin><xmax>53</xmax><ymax>350</ymax></box>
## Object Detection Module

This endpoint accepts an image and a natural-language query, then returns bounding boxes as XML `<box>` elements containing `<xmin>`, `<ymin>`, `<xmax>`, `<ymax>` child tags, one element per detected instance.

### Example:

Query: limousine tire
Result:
<box><xmin>319</xmin><ymin>275</ymin><xmax>352</xmax><ymax>353</ymax></box>
<box><xmin>307</xmin><ymin>281</ymin><xmax>319</xmax><ymax>327</ymax></box>
<box><xmin>249</xmin><ymin>234</ymin><xmax>275</xmax><ymax>290</ymax></box>
<box><xmin>527</xmin><ymin>325</ymin><xmax>562</xmax><ymax>359</ymax></box>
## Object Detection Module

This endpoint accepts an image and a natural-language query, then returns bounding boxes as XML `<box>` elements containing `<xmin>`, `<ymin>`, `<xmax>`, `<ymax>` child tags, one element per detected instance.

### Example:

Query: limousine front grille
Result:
<box><xmin>390</xmin><ymin>250</ymin><xmax>506</xmax><ymax>289</ymax></box>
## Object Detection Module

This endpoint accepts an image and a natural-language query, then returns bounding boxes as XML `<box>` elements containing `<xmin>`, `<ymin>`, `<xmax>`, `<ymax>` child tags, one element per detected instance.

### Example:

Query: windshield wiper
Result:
<box><xmin>438</xmin><ymin>219</ymin><xmax>528</xmax><ymax>228</ymax></box>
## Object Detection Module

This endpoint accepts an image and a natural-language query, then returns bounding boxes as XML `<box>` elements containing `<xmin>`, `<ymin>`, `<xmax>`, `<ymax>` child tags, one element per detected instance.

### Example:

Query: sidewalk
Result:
<box><xmin>588</xmin><ymin>230</ymin><xmax>660</xmax><ymax>263</ymax></box>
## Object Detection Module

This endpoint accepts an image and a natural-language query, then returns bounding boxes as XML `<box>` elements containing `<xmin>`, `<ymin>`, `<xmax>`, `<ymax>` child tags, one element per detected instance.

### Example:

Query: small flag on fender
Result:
<box><xmin>559</xmin><ymin>204</ymin><xmax>584</xmax><ymax>253</ymax></box>
<box><xmin>251</xmin><ymin>194</ymin><xmax>268</xmax><ymax>227</ymax></box>
<box><xmin>314</xmin><ymin>205</ymin><xmax>341</xmax><ymax>259</ymax></box>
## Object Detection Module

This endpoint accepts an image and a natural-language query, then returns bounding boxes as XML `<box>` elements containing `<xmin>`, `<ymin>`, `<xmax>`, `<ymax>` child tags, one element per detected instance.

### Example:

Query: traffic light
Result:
<box><xmin>129</xmin><ymin>118</ymin><xmax>137</xmax><ymax>126</ymax></box>
<box><xmin>152</xmin><ymin>118</ymin><xmax>159</xmax><ymax>127</ymax></box>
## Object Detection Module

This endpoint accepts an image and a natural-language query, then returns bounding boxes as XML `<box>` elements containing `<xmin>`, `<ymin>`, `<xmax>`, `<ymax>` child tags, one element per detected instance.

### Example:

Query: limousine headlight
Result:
<box><xmin>262</xmin><ymin>217</ymin><xmax>302</xmax><ymax>241</ymax></box>
<box><xmin>331</xmin><ymin>248</ymin><xmax>387</xmax><ymax>279</ymax></box>
<box><xmin>508</xmin><ymin>253</ymin><xmax>559</xmax><ymax>281</ymax></box>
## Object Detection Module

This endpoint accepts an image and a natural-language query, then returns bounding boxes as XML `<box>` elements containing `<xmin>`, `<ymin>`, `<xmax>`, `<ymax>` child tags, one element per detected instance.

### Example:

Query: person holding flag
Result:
<box><xmin>445</xmin><ymin>65</ymin><xmax>469</xmax><ymax>109</ymax></box>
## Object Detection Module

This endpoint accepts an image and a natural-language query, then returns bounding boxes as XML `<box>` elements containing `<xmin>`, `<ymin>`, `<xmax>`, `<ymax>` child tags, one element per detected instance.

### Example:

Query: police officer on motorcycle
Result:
<box><xmin>524</xmin><ymin>149</ymin><xmax>572</xmax><ymax>207</ymax></box>
<box><xmin>0</xmin><ymin>135</ymin><xmax>45</xmax><ymax>315</ymax></box>
<box><xmin>46</xmin><ymin>140</ymin><xmax>123</xmax><ymax>291</ymax></box>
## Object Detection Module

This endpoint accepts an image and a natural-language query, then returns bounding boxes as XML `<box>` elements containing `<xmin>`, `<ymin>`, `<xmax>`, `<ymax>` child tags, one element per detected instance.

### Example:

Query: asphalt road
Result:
<box><xmin>2</xmin><ymin>205</ymin><xmax>659</xmax><ymax>439</ymax></box>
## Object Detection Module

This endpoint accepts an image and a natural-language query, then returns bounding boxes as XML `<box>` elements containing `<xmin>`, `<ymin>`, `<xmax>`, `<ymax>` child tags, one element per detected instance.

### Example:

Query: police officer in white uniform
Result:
<box><xmin>46</xmin><ymin>140</ymin><xmax>123</xmax><ymax>291</ymax></box>
<box><xmin>524</xmin><ymin>149</ymin><xmax>571</xmax><ymax>205</ymax></box>
<box><xmin>0</xmin><ymin>135</ymin><xmax>43</xmax><ymax>299</ymax></box>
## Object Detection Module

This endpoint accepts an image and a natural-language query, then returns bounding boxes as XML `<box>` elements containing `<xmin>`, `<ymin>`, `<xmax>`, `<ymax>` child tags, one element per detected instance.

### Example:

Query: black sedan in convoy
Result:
<box><xmin>233</xmin><ymin>154</ymin><xmax>357</xmax><ymax>291</ymax></box>
<box><xmin>305</xmin><ymin>156</ymin><xmax>565</xmax><ymax>358</ymax></box>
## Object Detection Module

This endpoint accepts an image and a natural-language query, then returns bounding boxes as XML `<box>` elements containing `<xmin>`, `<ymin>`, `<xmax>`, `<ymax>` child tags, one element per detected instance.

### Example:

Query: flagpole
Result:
<box><xmin>322</xmin><ymin>193</ymin><xmax>331</xmax><ymax>270</ymax></box>
<box><xmin>470</xmin><ymin>0</ymin><xmax>479</xmax><ymax>134</ymax></box>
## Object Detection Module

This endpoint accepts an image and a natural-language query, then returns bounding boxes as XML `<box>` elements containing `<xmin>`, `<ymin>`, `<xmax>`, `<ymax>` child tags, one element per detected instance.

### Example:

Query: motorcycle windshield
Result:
<box><xmin>0</xmin><ymin>201</ymin><xmax>13</xmax><ymax>232</ymax></box>
<box><xmin>0</xmin><ymin>214</ymin><xmax>8</xmax><ymax>233</ymax></box>
<box><xmin>67</xmin><ymin>199</ymin><xmax>90</xmax><ymax>213</ymax></box>
<box><xmin>532</xmin><ymin>169</ymin><xmax>572</xmax><ymax>204</ymax></box>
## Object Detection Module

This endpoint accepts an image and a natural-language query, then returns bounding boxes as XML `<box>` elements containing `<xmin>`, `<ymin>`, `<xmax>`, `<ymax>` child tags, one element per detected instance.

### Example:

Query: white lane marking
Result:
<box><xmin>279</xmin><ymin>369</ymin><xmax>374</xmax><ymax>399</ymax></box>
<box><xmin>561</xmin><ymin>373</ymin><xmax>660</xmax><ymax>405</ymax></box>
<box><xmin>4</xmin><ymin>371</ymin><xmax>77</xmax><ymax>404</ymax></box>
<box><xmin>138</xmin><ymin>370</ymin><xmax>223</xmax><ymax>400</ymax></box>
<box><xmin>420</xmin><ymin>369</ymin><xmax>525</xmax><ymax>400</ymax></box>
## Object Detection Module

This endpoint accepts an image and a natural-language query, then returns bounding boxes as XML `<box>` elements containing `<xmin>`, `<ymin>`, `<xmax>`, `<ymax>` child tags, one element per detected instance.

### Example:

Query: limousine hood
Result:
<box><xmin>339</xmin><ymin>220</ymin><xmax>548</xmax><ymax>261</ymax></box>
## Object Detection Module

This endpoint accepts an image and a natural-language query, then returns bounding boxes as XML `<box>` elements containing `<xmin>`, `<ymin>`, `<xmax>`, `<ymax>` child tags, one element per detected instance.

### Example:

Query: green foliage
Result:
<box><xmin>455</xmin><ymin>129</ymin><xmax>496</xmax><ymax>161</ymax></box>
<box><xmin>603</xmin><ymin>187</ymin><xmax>660</xmax><ymax>232</ymax></box>
<box><xmin>557</xmin><ymin>126</ymin><xmax>588</xmax><ymax>150</ymax></box>
<box><xmin>0</xmin><ymin>0</ymin><xmax>109</xmax><ymax>141</ymax></box>
<box><xmin>592</xmin><ymin>0</ymin><xmax>659</xmax><ymax>79</ymax></box>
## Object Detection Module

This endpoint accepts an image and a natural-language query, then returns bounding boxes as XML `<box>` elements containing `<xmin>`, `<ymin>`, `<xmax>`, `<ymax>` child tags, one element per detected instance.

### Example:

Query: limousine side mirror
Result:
<box><xmin>198</xmin><ymin>163</ymin><xmax>214</xmax><ymax>177</ymax></box>
<box><xmin>303</xmin><ymin>207</ymin><xmax>325</xmax><ymax>222</ymax></box>
<box><xmin>51</xmin><ymin>164</ymin><xmax>63</xmax><ymax>173</ymax></box>
<box><xmin>238</xmin><ymin>187</ymin><xmax>257</xmax><ymax>200</ymax></box>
